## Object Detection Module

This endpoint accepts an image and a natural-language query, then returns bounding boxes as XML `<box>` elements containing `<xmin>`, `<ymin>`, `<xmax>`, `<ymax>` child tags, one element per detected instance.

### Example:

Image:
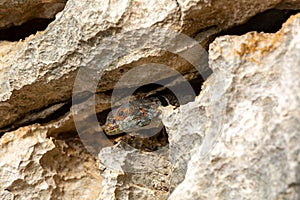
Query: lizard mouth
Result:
<box><xmin>103</xmin><ymin>123</ymin><xmax>122</xmax><ymax>135</ymax></box>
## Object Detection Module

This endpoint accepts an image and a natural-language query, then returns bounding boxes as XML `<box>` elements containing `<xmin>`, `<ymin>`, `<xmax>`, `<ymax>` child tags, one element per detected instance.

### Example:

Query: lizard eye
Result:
<box><xmin>118</xmin><ymin>110</ymin><xmax>124</xmax><ymax>116</ymax></box>
<box><xmin>115</xmin><ymin>107</ymin><xmax>128</xmax><ymax>120</ymax></box>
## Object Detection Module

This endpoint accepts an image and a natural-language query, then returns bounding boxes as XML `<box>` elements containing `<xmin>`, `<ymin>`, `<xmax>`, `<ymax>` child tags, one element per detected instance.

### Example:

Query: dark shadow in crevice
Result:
<box><xmin>0</xmin><ymin>18</ymin><xmax>55</xmax><ymax>41</ymax></box>
<box><xmin>0</xmin><ymin>100</ymin><xmax>72</xmax><ymax>136</ymax></box>
<box><xmin>219</xmin><ymin>9</ymin><xmax>300</xmax><ymax>36</ymax></box>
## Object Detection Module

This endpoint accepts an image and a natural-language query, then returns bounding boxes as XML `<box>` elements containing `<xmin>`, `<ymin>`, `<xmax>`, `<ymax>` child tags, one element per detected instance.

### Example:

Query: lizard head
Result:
<box><xmin>103</xmin><ymin>106</ymin><xmax>131</xmax><ymax>135</ymax></box>
<box><xmin>103</xmin><ymin>98</ymin><xmax>162</xmax><ymax>135</ymax></box>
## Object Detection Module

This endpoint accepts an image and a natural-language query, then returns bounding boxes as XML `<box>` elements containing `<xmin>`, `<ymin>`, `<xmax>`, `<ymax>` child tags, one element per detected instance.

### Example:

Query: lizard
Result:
<box><xmin>102</xmin><ymin>91</ymin><xmax>188</xmax><ymax>136</ymax></box>
<box><xmin>102</xmin><ymin>95</ymin><xmax>175</xmax><ymax>152</ymax></box>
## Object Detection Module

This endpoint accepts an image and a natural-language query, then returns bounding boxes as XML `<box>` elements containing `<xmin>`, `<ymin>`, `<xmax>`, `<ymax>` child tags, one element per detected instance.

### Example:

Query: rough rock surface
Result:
<box><xmin>0</xmin><ymin>124</ymin><xmax>102</xmax><ymax>200</ymax></box>
<box><xmin>0</xmin><ymin>0</ymin><xmax>292</xmax><ymax>132</ymax></box>
<box><xmin>0</xmin><ymin>0</ymin><xmax>67</xmax><ymax>29</ymax></box>
<box><xmin>169</xmin><ymin>13</ymin><xmax>300</xmax><ymax>200</ymax></box>
<box><xmin>0</xmin><ymin>0</ymin><xmax>300</xmax><ymax>200</ymax></box>
<box><xmin>99</xmin><ymin>142</ymin><xmax>171</xmax><ymax>199</ymax></box>
<box><xmin>276</xmin><ymin>0</ymin><xmax>300</xmax><ymax>9</ymax></box>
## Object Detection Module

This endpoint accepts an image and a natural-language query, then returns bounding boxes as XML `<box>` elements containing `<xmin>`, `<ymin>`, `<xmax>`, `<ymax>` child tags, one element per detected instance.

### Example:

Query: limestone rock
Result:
<box><xmin>99</xmin><ymin>142</ymin><xmax>171</xmax><ymax>200</ymax></box>
<box><xmin>0</xmin><ymin>0</ymin><xmax>300</xmax><ymax>199</ymax></box>
<box><xmin>0</xmin><ymin>124</ymin><xmax>102</xmax><ymax>200</ymax></box>
<box><xmin>0</xmin><ymin>0</ymin><xmax>292</xmax><ymax>132</ymax></box>
<box><xmin>169</xmin><ymin>13</ymin><xmax>300</xmax><ymax>200</ymax></box>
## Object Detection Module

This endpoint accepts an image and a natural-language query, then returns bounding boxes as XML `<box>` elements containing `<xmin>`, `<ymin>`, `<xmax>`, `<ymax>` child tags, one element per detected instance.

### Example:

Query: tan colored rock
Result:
<box><xmin>276</xmin><ymin>0</ymin><xmax>300</xmax><ymax>9</ymax></box>
<box><xmin>168</xmin><ymin>13</ymin><xmax>300</xmax><ymax>200</ymax></box>
<box><xmin>1</xmin><ymin>0</ymin><xmax>300</xmax><ymax>199</ymax></box>
<box><xmin>0</xmin><ymin>0</ymin><xmax>291</xmax><ymax>132</ymax></box>
<box><xmin>0</xmin><ymin>0</ymin><xmax>67</xmax><ymax>29</ymax></box>
<box><xmin>178</xmin><ymin>0</ymin><xmax>281</xmax><ymax>35</ymax></box>
<box><xmin>0</xmin><ymin>124</ymin><xmax>102</xmax><ymax>199</ymax></box>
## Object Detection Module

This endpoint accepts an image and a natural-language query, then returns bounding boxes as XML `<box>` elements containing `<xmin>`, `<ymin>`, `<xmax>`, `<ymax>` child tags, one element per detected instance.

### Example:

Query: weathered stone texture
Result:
<box><xmin>0</xmin><ymin>0</ymin><xmax>300</xmax><ymax>200</ymax></box>
<box><xmin>168</xmin><ymin>13</ymin><xmax>300</xmax><ymax>200</ymax></box>
<box><xmin>0</xmin><ymin>0</ymin><xmax>293</xmax><ymax>132</ymax></box>
<box><xmin>0</xmin><ymin>125</ymin><xmax>102</xmax><ymax>200</ymax></box>
<box><xmin>96</xmin><ymin>125</ymin><xmax>172</xmax><ymax>199</ymax></box>
<box><xmin>276</xmin><ymin>0</ymin><xmax>300</xmax><ymax>9</ymax></box>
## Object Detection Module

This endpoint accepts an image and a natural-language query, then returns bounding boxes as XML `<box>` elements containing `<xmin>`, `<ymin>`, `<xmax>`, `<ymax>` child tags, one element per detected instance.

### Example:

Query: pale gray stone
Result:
<box><xmin>169</xmin><ymin>13</ymin><xmax>300</xmax><ymax>200</ymax></box>
<box><xmin>99</xmin><ymin>142</ymin><xmax>171</xmax><ymax>200</ymax></box>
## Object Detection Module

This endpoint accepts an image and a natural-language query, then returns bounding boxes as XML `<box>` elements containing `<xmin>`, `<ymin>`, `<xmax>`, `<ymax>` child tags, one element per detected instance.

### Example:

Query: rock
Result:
<box><xmin>0</xmin><ymin>0</ymin><xmax>300</xmax><ymax>199</ymax></box>
<box><xmin>276</xmin><ymin>0</ymin><xmax>300</xmax><ymax>9</ymax></box>
<box><xmin>0</xmin><ymin>124</ymin><xmax>102</xmax><ymax>199</ymax></box>
<box><xmin>161</xmin><ymin>102</ymin><xmax>206</xmax><ymax>192</ymax></box>
<box><xmin>168</xmin><ymin>13</ymin><xmax>300</xmax><ymax>200</ymax></box>
<box><xmin>0</xmin><ymin>0</ymin><xmax>67</xmax><ymax>29</ymax></box>
<box><xmin>99</xmin><ymin>141</ymin><xmax>171</xmax><ymax>200</ymax></box>
<box><xmin>0</xmin><ymin>0</ymin><xmax>291</xmax><ymax>132</ymax></box>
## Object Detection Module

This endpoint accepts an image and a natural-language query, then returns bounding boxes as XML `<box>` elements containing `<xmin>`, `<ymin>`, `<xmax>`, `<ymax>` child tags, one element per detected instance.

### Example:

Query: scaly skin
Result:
<box><xmin>103</xmin><ymin>97</ymin><xmax>163</xmax><ymax>135</ymax></box>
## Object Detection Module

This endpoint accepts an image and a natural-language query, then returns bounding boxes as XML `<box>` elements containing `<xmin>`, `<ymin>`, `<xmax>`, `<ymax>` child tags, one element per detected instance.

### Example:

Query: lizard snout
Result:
<box><xmin>103</xmin><ymin>122</ymin><xmax>121</xmax><ymax>135</ymax></box>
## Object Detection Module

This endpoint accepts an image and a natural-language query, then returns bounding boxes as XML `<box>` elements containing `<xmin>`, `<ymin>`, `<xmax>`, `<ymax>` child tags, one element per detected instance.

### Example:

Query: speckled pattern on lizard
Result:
<box><xmin>102</xmin><ymin>95</ymin><xmax>179</xmax><ymax>135</ymax></box>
